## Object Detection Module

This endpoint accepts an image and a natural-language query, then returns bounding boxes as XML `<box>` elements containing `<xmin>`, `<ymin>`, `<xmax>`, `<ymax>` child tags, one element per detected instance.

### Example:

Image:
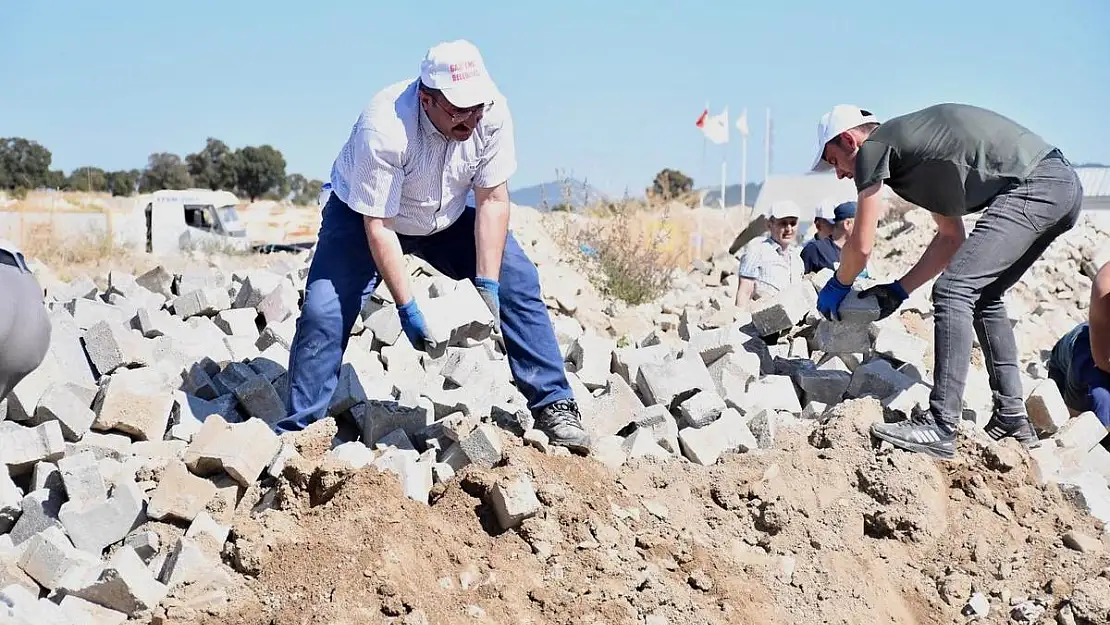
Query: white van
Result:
<box><xmin>138</xmin><ymin>189</ymin><xmax>252</xmax><ymax>254</ymax></box>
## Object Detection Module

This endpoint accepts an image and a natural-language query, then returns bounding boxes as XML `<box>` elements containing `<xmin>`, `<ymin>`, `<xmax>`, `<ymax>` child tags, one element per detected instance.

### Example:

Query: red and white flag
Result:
<box><xmin>696</xmin><ymin>106</ymin><xmax>729</xmax><ymax>145</ymax></box>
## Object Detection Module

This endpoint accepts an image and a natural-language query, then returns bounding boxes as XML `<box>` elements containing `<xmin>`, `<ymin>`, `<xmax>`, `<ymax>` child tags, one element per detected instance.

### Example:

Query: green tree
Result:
<box><xmin>44</xmin><ymin>170</ymin><xmax>67</xmax><ymax>190</ymax></box>
<box><xmin>285</xmin><ymin>174</ymin><xmax>325</xmax><ymax>205</ymax></box>
<box><xmin>286</xmin><ymin>173</ymin><xmax>307</xmax><ymax>199</ymax></box>
<box><xmin>0</xmin><ymin>137</ymin><xmax>53</xmax><ymax>190</ymax></box>
<box><xmin>140</xmin><ymin>152</ymin><xmax>193</xmax><ymax>192</ymax></box>
<box><xmin>66</xmin><ymin>166</ymin><xmax>109</xmax><ymax>192</ymax></box>
<box><xmin>186</xmin><ymin>138</ymin><xmax>239</xmax><ymax>191</ymax></box>
<box><xmin>302</xmin><ymin>178</ymin><xmax>324</xmax><ymax>204</ymax></box>
<box><xmin>106</xmin><ymin>169</ymin><xmax>140</xmax><ymax>196</ymax></box>
<box><xmin>293</xmin><ymin>177</ymin><xmax>324</xmax><ymax>205</ymax></box>
<box><xmin>234</xmin><ymin>145</ymin><xmax>286</xmax><ymax>201</ymax></box>
<box><xmin>649</xmin><ymin>168</ymin><xmax>694</xmax><ymax>201</ymax></box>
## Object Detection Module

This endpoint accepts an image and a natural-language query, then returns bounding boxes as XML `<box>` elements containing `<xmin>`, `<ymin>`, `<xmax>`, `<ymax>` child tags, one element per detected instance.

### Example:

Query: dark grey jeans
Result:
<box><xmin>930</xmin><ymin>150</ymin><xmax>1083</xmax><ymax>430</ymax></box>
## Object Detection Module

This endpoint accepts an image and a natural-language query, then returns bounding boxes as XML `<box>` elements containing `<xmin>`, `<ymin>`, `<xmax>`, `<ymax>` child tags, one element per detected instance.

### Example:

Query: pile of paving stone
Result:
<box><xmin>1</xmin><ymin>208</ymin><xmax>1108</xmax><ymax>623</ymax></box>
<box><xmin>0</xmin><ymin>251</ymin><xmax>533</xmax><ymax>622</ymax></box>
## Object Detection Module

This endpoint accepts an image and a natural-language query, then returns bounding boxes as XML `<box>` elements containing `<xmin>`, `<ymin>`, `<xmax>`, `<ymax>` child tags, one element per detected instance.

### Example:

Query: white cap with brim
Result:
<box><xmin>419</xmin><ymin>39</ymin><xmax>501</xmax><ymax>109</ymax></box>
<box><xmin>766</xmin><ymin>200</ymin><xmax>801</xmax><ymax>220</ymax></box>
<box><xmin>810</xmin><ymin>105</ymin><xmax>881</xmax><ymax>173</ymax></box>
<box><xmin>813</xmin><ymin>198</ymin><xmax>837</xmax><ymax>222</ymax></box>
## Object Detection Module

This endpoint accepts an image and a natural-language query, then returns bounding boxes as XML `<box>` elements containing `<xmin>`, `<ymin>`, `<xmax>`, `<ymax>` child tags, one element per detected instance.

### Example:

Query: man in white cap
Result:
<box><xmin>276</xmin><ymin>40</ymin><xmax>591</xmax><ymax>453</ymax></box>
<box><xmin>809</xmin><ymin>103</ymin><xmax>1083</xmax><ymax>460</ymax></box>
<box><xmin>811</xmin><ymin>198</ymin><xmax>836</xmax><ymax>241</ymax></box>
<box><xmin>735</xmin><ymin>200</ymin><xmax>805</xmax><ymax>312</ymax></box>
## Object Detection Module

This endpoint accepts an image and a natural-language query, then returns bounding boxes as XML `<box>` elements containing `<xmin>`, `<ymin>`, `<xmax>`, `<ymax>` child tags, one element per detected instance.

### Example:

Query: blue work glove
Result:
<box><xmin>396</xmin><ymin>298</ymin><xmax>430</xmax><ymax>349</ymax></box>
<box><xmin>474</xmin><ymin>276</ymin><xmax>502</xmax><ymax>334</ymax></box>
<box><xmin>859</xmin><ymin>280</ymin><xmax>909</xmax><ymax>320</ymax></box>
<box><xmin>817</xmin><ymin>274</ymin><xmax>853</xmax><ymax>320</ymax></box>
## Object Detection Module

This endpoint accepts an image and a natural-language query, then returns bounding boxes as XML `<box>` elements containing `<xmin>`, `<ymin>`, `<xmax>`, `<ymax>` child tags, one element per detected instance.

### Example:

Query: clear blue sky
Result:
<box><xmin>2</xmin><ymin>0</ymin><xmax>1107</xmax><ymax>198</ymax></box>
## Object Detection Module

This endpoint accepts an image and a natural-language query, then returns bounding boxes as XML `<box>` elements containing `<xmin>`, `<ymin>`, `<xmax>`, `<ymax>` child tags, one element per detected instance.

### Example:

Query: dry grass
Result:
<box><xmin>15</xmin><ymin>222</ymin><xmax>144</xmax><ymax>282</ymax></box>
<box><xmin>19</xmin><ymin>220</ymin><xmax>304</xmax><ymax>284</ymax></box>
<box><xmin>3</xmin><ymin>190</ymin><xmax>127</xmax><ymax>214</ymax></box>
<box><xmin>20</xmin><ymin>222</ymin><xmax>122</xmax><ymax>267</ymax></box>
<box><xmin>544</xmin><ymin>187</ymin><xmax>757</xmax><ymax>306</ymax></box>
<box><xmin>551</xmin><ymin>198</ymin><xmax>692</xmax><ymax>305</ymax></box>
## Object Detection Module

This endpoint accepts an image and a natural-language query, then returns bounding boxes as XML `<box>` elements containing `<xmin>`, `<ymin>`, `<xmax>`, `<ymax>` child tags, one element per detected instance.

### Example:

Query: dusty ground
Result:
<box><xmin>13</xmin><ymin>192</ymin><xmax>1106</xmax><ymax>624</ymax></box>
<box><xmin>140</xmin><ymin>204</ymin><xmax>1108</xmax><ymax>625</ymax></box>
<box><xmin>151</xmin><ymin>399</ymin><xmax>1110</xmax><ymax>625</ymax></box>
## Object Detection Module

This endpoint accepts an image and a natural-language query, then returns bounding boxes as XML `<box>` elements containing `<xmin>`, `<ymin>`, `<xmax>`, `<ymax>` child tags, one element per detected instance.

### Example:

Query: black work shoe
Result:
<box><xmin>870</xmin><ymin>418</ymin><xmax>957</xmax><ymax>460</ymax></box>
<box><xmin>533</xmin><ymin>399</ymin><xmax>591</xmax><ymax>453</ymax></box>
<box><xmin>983</xmin><ymin>414</ymin><xmax>1038</xmax><ymax>447</ymax></box>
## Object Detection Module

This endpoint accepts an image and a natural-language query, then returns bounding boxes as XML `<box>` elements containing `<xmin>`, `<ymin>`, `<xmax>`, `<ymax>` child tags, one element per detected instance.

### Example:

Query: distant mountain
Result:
<box><xmin>511</xmin><ymin>178</ymin><xmax>609</xmax><ymax>211</ymax></box>
<box><xmin>511</xmin><ymin>178</ymin><xmax>762</xmax><ymax>211</ymax></box>
<box><xmin>701</xmin><ymin>182</ymin><xmax>763</xmax><ymax>208</ymax></box>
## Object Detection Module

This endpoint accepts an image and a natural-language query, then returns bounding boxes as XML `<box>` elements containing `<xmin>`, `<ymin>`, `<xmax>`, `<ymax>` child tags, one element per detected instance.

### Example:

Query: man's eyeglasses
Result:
<box><xmin>772</xmin><ymin>218</ymin><xmax>798</xmax><ymax>227</ymax></box>
<box><xmin>432</xmin><ymin>95</ymin><xmax>487</xmax><ymax>123</ymax></box>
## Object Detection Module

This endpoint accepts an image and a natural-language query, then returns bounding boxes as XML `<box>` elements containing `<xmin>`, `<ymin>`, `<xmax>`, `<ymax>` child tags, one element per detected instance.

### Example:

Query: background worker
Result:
<box><xmin>0</xmin><ymin>239</ymin><xmax>51</xmax><ymax>403</ymax></box>
<box><xmin>811</xmin><ymin>199</ymin><xmax>836</xmax><ymax>241</ymax></box>
<box><xmin>800</xmin><ymin>201</ymin><xmax>870</xmax><ymax>277</ymax></box>
<box><xmin>1046</xmin><ymin>259</ymin><xmax>1110</xmax><ymax>428</ymax></box>
<box><xmin>735</xmin><ymin>200</ymin><xmax>805</xmax><ymax>310</ymax></box>
<box><xmin>810</xmin><ymin>103</ymin><xmax>1083</xmax><ymax>460</ymax></box>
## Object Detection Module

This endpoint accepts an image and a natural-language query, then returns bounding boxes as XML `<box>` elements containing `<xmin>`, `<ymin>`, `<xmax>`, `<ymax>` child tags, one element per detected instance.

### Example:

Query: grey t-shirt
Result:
<box><xmin>854</xmin><ymin>103</ymin><xmax>1056</xmax><ymax>216</ymax></box>
<box><xmin>0</xmin><ymin>239</ymin><xmax>26</xmax><ymax>268</ymax></box>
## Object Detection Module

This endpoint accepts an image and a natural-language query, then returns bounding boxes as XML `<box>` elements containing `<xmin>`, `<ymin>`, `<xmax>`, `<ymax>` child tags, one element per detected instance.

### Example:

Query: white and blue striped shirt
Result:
<box><xmin>329</xmin><ymin>78</ymin><xmax>517</xmax><ymax>237</ymax></box>
<box><xmin>738</xmin><ymin>236</ymin><xmax>805</xmax><ymax>299</ymax></box>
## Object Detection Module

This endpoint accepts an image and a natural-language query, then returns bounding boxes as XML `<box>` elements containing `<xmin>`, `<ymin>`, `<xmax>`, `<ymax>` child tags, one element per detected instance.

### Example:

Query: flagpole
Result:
<box><xmin>701</xmin><ymin>136</ymin><xmax>707</xmax><ymax>208</ymax></box>
<box><xmin>764</xmin><ymin>107</ymin><xmax>771</xmax><ymax>182</ymax></box>
<box><xmin>740</xmin><ymin>107</ymin><xmax>748</xmax><ymax>208</ymax></box>
<box><xmin>697</xmin><ymin>100</ymin><xmax>707</xmax><ymax>264</ymax></box>
<box><xmin>720</xmin><ymin>106</ymin><xmax>728</xmax><ymax>210</ymax></box>
<box><xmin>720</xmin><ymin>160</ymin><xmax>726</xmax><ymax>210</ymax></box>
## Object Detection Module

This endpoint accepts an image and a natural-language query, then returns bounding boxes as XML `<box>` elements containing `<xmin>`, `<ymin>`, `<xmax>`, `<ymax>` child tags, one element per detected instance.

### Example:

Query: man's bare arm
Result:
<box><xmin>364</xmin><ymin>216</ymin><xmax>412</xmax><ymax>305</ymax></box>
<box><xmin>835</xmin><ymin>183</ymin><xmax>883</xmax><ymax>284</ymax></box>
<box><xmin>474</xmin><ymin>182</ymin><xmax>511</xmax><ymax>280</ymax></box>
<box><xmin>1090</xmin><ymin>260</ymin><xmax>1110</xmax><ymax>373</ymax></box>
<box><xmin>899</xmin><ymin>214</ymin><xmax>967</xmax><ymax>293</ymax></box>
<box><xmin>735</xmin><ymin>277</ymin><xmax>755</xmax><ymax>309</ymax></box>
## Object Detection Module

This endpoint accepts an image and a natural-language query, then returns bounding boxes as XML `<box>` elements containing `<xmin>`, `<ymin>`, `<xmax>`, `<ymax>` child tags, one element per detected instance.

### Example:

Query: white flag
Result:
<box><xmin>735</xmin><ymin>109</ymin><xmax>749</xmax><ymax>137</ymax></box>
<box><xmin>698</xmin><ymin>106</ymin><xmax>729</xmax><ymax>145</ymax></box>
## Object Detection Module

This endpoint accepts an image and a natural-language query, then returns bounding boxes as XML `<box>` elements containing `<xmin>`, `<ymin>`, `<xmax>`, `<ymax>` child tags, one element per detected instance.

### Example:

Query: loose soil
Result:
<box><xmin>159</xmin><ymin>399</ymin><xmax>1110</xmax><ymax>625</ymax></box>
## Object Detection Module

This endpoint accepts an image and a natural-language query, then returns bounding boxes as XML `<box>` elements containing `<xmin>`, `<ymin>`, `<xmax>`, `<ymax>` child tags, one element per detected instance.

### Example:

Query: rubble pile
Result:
<box><xmin>0</xmin><ymin>205</ymin><xmax>1107</xmax><ymax>624</ymax></box>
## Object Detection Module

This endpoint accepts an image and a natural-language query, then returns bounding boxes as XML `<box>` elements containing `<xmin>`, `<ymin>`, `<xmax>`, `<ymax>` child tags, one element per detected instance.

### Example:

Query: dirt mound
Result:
<box><xmin>160</xmin><ymin>399</ymin><xmax>1109</xmax><ymax>625</ymax></box>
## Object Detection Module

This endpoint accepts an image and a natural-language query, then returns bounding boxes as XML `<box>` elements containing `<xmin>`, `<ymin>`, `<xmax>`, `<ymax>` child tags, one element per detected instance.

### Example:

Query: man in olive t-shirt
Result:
<box><xmin>809</xmin><ymin>103</ymin><xmax>1084</xmax><ymax>460</ymax></box>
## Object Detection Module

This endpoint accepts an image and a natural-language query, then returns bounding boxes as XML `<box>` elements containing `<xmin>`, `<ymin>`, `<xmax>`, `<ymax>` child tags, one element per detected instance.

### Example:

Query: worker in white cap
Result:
<box><xmin>0</xmin><ymin>239</ymin><xmax>51</xmax><ymax>403</ymax></box>
<box><xmin>735</xmin><ymin>200</ymin><xmax>805</xmax><ymax>314</ymax></box>
<box><xmin>809</xmin><ymin>102</ymin><xmax>1082</xmax><ymax>460</ymax></box>
<box><xmin>811</xmin><ymin>198</ymin><xmax>836</xmax><ymax>241</ymax></box>
<box><xmin>278</xmin><ymin>39</ymin><xmax>591</xmax><ymax>453</ymax></box>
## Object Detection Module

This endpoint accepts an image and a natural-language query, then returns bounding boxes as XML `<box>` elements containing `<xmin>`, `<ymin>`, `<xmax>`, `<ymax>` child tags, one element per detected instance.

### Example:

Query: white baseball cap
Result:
<box><xmin>766</xmin><ymin>200</ymin><xmax>801</xmax><ymax>219</ymax></box>
<box><xmin>810</xmin><ymin>105</ymin><xmax>881</xmax><ymax>172</ymax></box>
<box><xmin>813</xmin><ymin>198</ymin><xmax>837</xmax><ymax>222</ymax></box>
<box><xmin>419</xmin><ymin>39</ymin><xmax>500</xmax><ymax>109</ymax></box>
